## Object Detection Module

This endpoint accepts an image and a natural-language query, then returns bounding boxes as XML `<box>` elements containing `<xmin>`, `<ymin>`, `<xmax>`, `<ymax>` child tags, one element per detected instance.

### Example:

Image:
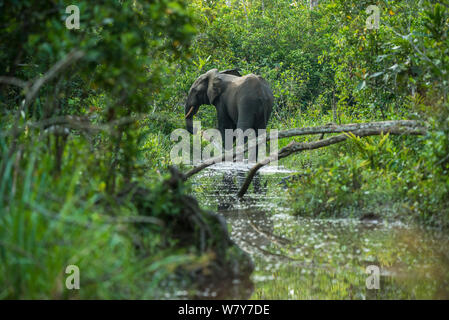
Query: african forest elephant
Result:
<box><xmin>185</xmin><ymin>68</ymin><xmax>274</xmax><ymax>146</ymax></box>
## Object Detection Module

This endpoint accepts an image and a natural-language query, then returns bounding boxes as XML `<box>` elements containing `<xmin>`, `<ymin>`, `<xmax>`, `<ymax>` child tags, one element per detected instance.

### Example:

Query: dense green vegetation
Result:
<box><xmin>176</xmin><ymin>0</ymin><xmax>449</xmax><ymax>226</ymax></box>
<box><xmin>1</xmin><ymin>0</ymin><xmax>448</xmax><ymax>299</ymax></box>
<box><xmin>0</xmin><ymin>0</ymin><xmax>253</xmax><ymax>299</ymax></box>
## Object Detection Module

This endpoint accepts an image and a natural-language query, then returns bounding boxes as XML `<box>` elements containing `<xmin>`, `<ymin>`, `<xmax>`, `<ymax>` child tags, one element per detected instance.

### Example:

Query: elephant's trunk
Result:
<box><xmin>185</xmin><ymin>105</ymin><xmax>195</xmax><ymax>134</ymax></box>
<box><xmin>185</xmin><ymin>118</ymin><xmax>194</xmax><ymax>134</ymax></box>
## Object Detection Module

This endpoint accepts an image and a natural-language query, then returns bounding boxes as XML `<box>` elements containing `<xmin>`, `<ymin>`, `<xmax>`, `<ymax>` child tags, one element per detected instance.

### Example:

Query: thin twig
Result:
<box><xmin>23</xmin><ymin>49</ymin><xmax>85</xmax><ymax>109</ymax></box>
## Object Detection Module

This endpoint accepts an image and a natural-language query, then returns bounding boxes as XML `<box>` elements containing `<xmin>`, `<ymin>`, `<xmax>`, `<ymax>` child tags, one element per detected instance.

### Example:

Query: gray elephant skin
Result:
<box><xmin>185</xmin><ymin>68</ymin><xmax>274</xmax><ymax>143</ymax></box>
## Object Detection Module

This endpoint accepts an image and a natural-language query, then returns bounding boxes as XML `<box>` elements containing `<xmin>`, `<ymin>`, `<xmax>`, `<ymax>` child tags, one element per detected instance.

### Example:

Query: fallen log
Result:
<box><xmin>236</xmin><ymin>123</ymin><xmax>427</xmax><ymax>198</ymax></box>
<box><xmin>183</xmin><ymin>120</ymin><xmax>426</xmax><ymax>181</ymax></box>
<box><xmin>276</xmin><ymin>120</ymin><xmax>423</xmax><ymax>139</ymax></box>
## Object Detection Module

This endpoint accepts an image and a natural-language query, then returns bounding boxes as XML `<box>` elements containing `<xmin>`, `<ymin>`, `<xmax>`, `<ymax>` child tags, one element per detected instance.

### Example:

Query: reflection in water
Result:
<box><xmin>192</xmin><ymin>162</ymin><xmax>449</xmax><ymax>299</ymax></box>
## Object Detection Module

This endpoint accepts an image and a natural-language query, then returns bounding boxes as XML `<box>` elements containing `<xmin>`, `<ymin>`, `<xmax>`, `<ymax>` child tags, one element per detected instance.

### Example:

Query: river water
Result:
<box><xmin>192</xmin><ymin>162</ymin><xmax>449</xmax><ymax>299</ymax></box>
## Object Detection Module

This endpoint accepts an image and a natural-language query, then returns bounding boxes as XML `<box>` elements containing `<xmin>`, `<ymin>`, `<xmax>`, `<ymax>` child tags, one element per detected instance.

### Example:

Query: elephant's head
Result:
<box><xmin>185</xmin><ymin>68</ymin><xmax>241</xmax><ymax>134</ymax></box>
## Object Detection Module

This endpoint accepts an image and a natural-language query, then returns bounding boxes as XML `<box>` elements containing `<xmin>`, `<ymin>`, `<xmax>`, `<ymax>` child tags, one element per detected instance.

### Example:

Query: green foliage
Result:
<box><xmin>0</xmin><ymin>0</ymin><xmax>219</xmax><ymax>299</ymax></box>
<box><xmin>0</xmin><ymin>137</ymin><xmax>197</xmax><ymax>299</ymax></box>
<box><xmin>2</xmin><ymin>0</ymin><xmax>449</xmax><ymax>299</ymax></box>
<box><xmin>0</xmin><ymin>0</ymin><xmax>196</xmax><ymax>191</ymax></box>
<box><xmin>346</xmin><ymin>132</ymin><xmax>395</xmax><ymax>170</ymax></box>
<box><xmin>289</xmin><ymin>149</ymin><xmax>375</xmax><ymax>218</ymax></box>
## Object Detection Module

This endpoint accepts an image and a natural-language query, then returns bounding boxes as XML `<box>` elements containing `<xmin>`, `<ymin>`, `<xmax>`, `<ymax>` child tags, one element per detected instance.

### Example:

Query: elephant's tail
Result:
<box><xmin>264</xmin><ymin>107</ymin><xmax>270</xmax><ymax>126</ymax></box>
<box><xmin>258</xmin><ymin>78</ymin><xmax>274</xmax><ymax>126</ymax></box>
<box><xmin>263</xmin><ymin>96</ymin><xmax>273</xmax><ymax>126</ymax></box>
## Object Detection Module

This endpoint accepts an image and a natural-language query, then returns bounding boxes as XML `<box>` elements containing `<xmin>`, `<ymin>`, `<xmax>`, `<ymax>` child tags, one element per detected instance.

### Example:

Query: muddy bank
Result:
<box><xmin>121</xmin><ymin>167</ymin><xmax>254</xmax><ymax>299</ymax></box>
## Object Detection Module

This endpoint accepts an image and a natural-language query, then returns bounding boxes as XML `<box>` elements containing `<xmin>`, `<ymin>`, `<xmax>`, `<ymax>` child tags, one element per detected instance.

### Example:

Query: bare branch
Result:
<box><xmin>236</xmin><ymin>124</ymin><xmax>427</xmax><ymax>198</ymax></box>
<box><xmin>183</xmin><ymin>120</ymin><xmax>426</xmax><ymax>180</ymax></box>
<box><xmin>0</xmin><ymin>76</ymin><xmax>28</xmax><ymax>88</ymax></box>
<box><xmin>275</xmin><ymin>120</ymin><xmax>424</xmax><ymax>140</ymax></box>
<box><xmin>27</xmin><ymin>115</ymin><xmax>144</xmax><ymax>136</ymax></box>
<box><xmin>24</xmin><ymin>49</ymin><xmax>85</xmax><ymax>108</ymax></box>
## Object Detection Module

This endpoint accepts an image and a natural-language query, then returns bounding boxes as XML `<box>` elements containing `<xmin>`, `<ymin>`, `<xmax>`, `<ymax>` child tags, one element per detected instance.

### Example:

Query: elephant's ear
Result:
<box><xmin>206</xmin><ymin>70</ymin><xmax>222</xmax><ymax>104</ymax></box>
<box><xmin>220</xmin><ymin>69</ymin><xmax>242</xmax><ymax>77</ymax></box>
<box><xmin>207</xmin><ymin>77</ymin><xmax>223</xmax><ymax>104</ymax></box>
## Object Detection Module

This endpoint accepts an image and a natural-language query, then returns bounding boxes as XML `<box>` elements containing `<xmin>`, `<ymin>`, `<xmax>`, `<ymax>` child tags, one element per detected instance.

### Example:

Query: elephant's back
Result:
<box><xmin>233</xmin><ymin>74</ymin><xmax>273</xmax><ymax>126</ymax></box>
<box><xmin>238</xmin><ymin>74</ymin><xmax>273</xmax><ymax>100</ymax></box>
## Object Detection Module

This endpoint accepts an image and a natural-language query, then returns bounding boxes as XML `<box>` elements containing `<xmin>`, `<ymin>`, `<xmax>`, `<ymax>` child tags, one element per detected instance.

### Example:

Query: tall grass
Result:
<box><xmin>0</xmin><ymin>135</ymin><xmax>194</xmax><ymax>299</ymax></box>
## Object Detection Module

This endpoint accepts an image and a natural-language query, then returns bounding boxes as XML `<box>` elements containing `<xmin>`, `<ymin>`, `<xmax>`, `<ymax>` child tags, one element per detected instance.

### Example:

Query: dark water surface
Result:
<box><xmin>192</xmin><ymin>162</ymin><xmax>449</xmax><ymax>299</ymax></box>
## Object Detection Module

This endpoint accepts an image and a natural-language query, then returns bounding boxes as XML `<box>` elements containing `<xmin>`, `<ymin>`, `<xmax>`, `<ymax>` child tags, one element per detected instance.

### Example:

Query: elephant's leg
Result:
<box><xmin>217</xmin><ymin>107</ymin><xmax>236</xmax><ymax>151</ymax></box>
<box><xmin>254</xmin><ymin>116</ymin><xmax>268</xmax><ymax>162</ymax></box>
<box><xmin>236</xmin><ymin>110</ymin><xmax>257</xmax><ymax>163</ymax></box>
